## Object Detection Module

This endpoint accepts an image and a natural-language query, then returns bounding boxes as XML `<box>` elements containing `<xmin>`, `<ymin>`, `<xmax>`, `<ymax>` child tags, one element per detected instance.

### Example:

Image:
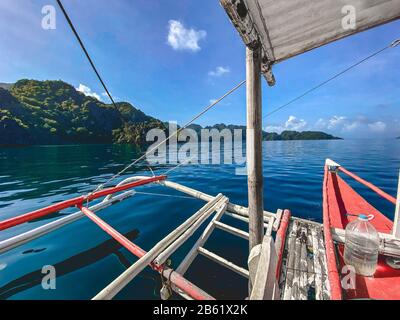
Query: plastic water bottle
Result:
<box><xmin>344</xmin><ymin>214</ymin><xmax>379</xmax><ymax>277</ymax></box>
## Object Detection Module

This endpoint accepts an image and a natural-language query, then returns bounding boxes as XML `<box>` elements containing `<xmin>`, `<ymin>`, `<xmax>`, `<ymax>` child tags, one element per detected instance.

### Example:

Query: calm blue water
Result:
<box><xmin>0</xmin><ymin>140</ymin><xmax>399</xmax><ymax>300</ymax></box>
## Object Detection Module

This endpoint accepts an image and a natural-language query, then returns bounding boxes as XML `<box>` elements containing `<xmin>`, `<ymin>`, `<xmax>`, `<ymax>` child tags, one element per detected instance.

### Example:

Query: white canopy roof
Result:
<box><xmin>221</xmin><ymin>0</ymin><xmax>400</xmax><ymax>83</ymax></box>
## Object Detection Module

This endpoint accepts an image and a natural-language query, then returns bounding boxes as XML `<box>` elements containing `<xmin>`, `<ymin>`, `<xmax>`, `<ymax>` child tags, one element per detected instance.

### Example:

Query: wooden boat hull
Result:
<box><xmin>323</xmin><ymin>164</ymin><xmax>400</xmax><ymax>300</ymax></box>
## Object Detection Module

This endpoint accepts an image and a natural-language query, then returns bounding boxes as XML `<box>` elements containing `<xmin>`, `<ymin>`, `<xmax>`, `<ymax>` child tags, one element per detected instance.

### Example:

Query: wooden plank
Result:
<box><xmin>198</xmin><ymin>247</ymin><xmax>249</xmax><ymax>279</ymax></box>
<box><xmin>266</xmin><ymin>216</ymin><xmax>274</xmax><ymax>236</ymax></box>
<box><xmin>318</xmin><ymin>227</ymin><xmax>331</xmax><ymax>300</ymax></box>
<box><xmin>273</xmin><ymin>209</ymin><xmax>283</xmax><ymax>231</ymax></box>
<box><xmin>283</xmin><ymin>220</ymin><xmax>298</xmax><ymax>300</ymax></box>
<box><xmin>291</xmin><ymin>223</ymin><xmax>302</xmax><ymax>300</ymax></box>
<box><xmin>306</xmin><ymin>225</ymin><xmax>315</xmax><ymax>287</ymax></box>
<box><xmin>299</xmin><ymin>226</ymin><xmax>308</xmax><ymax>300</ymax></box>
<box><xmin>213</xmin><ymin>221</ymin><xmax>249</xmax><ymax>240</ymax></box>
<box><xmin>250</xmin><ymin>234</ymin><xmax>280</xmax><ymax>300</ymax></box>
<box><xmin>311</xmin><ymin>226</ymin><xmax>331</xmax><ymax>300</ymax></box>
<box><xmin>311</xmin><ymin>226</ymin><xmax>324</xmax><ymax>300</ymax></box>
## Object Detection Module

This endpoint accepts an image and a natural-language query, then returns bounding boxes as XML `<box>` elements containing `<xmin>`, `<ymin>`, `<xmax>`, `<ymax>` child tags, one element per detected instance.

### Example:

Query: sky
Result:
<box><xmin>0</xmin><ymin>0</ymin><xmax>399</xmax><ymax>139</ymax></box>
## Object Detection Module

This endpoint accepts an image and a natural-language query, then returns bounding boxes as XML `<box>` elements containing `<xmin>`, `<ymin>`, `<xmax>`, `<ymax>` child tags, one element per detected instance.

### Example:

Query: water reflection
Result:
<box><xmin>0</xmin><ymin>228</ymin><xmax>140</xmax><ymax>299</ymax></box>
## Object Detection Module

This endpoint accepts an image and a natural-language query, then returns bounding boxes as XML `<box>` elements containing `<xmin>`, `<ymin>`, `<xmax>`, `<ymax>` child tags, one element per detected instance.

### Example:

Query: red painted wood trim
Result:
<box><xmin>275</xmin><ymin>209</ymin><xmax>291</xmax><ymax>280</ymax></box>
<box><xmin>338</xmin><ymin>167</ymin><xmax>396</xmax><ymax>205</ymax></box>
<box><xmin>323</xmin><ymin>166</ymin><xmax>343</xmax><ymax>300</ymax></box>
<box><xmin>0</xmin><ymin>176</ymin><xmax>166</xmax><ymax>231</ymax></box>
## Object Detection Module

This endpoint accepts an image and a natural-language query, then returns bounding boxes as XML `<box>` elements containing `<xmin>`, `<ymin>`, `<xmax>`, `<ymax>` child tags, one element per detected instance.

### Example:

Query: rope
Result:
<box><xmin>92</xmin><ymin>80</ymin><xmax>246</xmax><ymax>192</ymax></box>
<box><xmin>263</xmin><ymin>38</ymin><xmax>399</xmax><ymax>119</ymax></box>
<box><xmin>56</xmin><ymin>0</ymin><xmax>117</xmax><ymax>107</ymax></box>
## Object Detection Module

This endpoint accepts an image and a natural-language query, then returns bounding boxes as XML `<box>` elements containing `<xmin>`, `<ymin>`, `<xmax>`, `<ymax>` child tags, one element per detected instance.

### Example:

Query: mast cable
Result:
<box><xmin>96</xmin><ymin>80</ymin><xmax>246</xmax><ymax>191</ymax></box>
<box><xmin>263</xmin><ymin>39</ymin><xmax>399</xmax><ymax>119</ymax></box>
<box><xmin>56</xmin><ymin>0</ymin><xmax>246</xmax><ymax>192</ymax></box>
<box><xmin>57</xmin><ymin>0</ymin><xmax>397</xmax><ymax>193</ymax></box>
<box><xmin>56</xmin><ymin>0</ymin><xmax>117</xmax><ymax>107</ymax></box>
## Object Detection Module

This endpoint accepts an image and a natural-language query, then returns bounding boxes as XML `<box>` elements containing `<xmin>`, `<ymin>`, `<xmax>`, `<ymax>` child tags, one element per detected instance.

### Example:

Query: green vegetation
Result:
<box><xmin>0</xmin><ymin>80</ymin><xmax>341</xmax><ymax>147</ymax></box>
<box><xmin>264</xmin><ymin>130</ymin><xmax>341</xmax><ymax>141</ymax></box>
<box><xmin>0</xmin><ymin>80</ymin><xmax>165</xmax><ymax>147</ymax></box>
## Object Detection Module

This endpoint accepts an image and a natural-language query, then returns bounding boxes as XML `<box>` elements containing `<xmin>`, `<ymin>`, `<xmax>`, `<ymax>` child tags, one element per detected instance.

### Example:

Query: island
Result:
<box><xmin>187</xmin><ymin>123</ymin><xmax>341</xmax><ymax>141</ymax></box>
<box><xmin>0</xmin><ymin>80</ymin><xmax>341</xmax><ymax>147</ymax></box>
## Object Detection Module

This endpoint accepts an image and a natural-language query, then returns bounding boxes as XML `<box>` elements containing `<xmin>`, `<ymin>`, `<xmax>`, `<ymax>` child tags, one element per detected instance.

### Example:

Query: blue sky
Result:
<box><xmin>0</xmin><ymin>0</ymin><xmax>399</xmax><ymax>138</ymax></box>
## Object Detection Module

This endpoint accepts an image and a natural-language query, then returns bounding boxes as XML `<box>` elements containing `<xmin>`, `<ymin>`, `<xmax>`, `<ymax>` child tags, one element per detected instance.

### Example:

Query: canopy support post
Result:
<box><xmin>246</xmin><ymin>43</ymin><xmax>264</xmax><ymax>292</ymax></box>
<box><xmin>393</xmin><ymin>171</ymin><xmax>400</xmax><ymax>238</ymax></box>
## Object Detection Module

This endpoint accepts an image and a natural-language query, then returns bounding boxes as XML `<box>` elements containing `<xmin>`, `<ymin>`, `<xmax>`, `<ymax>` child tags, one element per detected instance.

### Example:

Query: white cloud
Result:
<box><xmin>315</xmin><ymin>115</ymin><xmax>387</xmax><ymax>133</ymax></box>
<box><xmin>264</xmin><ymin>115</ymin><xmax>307</xmax><ymax>133</ymax></box>
<box><xmin>167</xmin><ymin>20</ymin><xmax>206</xmax><ymax>52</ymax></box>
<box><xmin>285</xmin><ymin>115</ymin><xmax>307</xmax><ymax>131</ymax></box>
<box><xmin>368</xmin><ymin>121</ymin><xmax>387</xmax><ymax>132</ymax></box>
<box><xmin>208</xmin><ymin>66</ymin><xmax>230</xmax><ymax>77</ymax></box>
<box><xmin>76</xmin><ymin>84</ymin><xmax>102</xmax><ymax>101</ymax></box>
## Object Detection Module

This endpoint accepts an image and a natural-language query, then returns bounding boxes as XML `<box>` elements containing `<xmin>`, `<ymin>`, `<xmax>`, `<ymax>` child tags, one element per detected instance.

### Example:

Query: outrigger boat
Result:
<box><xmin>324</xmin><ymin>160</ymin><xmax>400</xmax><ymax>300</ymax></box>
<box><xmin>1</xmin><ymin>0</ymin><xmax>400</xmax><ymax>300</ymax></box>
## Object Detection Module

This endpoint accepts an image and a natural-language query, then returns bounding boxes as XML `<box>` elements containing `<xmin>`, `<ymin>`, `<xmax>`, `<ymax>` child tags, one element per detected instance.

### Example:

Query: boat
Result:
<box><xmin>323</xmin><ymin>159</ymin><xmax>400</xmax><ymax>300</ymax></box>
<box><xmin>1</xmin><ymin>0</ymin><xmax>400</xmax><ymax>300</ymax></box>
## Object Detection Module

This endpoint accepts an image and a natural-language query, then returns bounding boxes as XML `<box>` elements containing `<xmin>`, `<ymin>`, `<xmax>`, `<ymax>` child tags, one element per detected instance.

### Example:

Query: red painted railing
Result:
<box><xmin>0</xmin><ymin>175</ymin><xmax>167</xmax><ymax>231</ymax></box>
<box><xmin>338</xmin><ymin>167</ymin><xmax>396</xmax><ymax>205</ymax></box>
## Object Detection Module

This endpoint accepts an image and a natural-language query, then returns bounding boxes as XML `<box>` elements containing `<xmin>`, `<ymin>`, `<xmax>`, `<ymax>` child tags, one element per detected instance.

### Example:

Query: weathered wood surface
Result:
<box><xmin>246</xmin><ymin>44</ymin><xmax>264</xmax><ymax>255</ymax></box>
<box><xmin>280</xmin><ymin>220</ymin><xmax>330</xmax><ymax>300</ymax></box>
<box><xmin>273</xmin><ymin>209</ymin><xmax>283</xmax><ymax>231</ymax></box>
<box><xmin>249</xmin><ymin>234</ymin><xmax>279</xmax><ymax>300</ymax></box>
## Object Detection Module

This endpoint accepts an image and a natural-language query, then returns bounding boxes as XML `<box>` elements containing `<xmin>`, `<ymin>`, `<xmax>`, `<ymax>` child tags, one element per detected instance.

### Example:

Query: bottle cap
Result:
<box><xmin>358</xmin><ymin>214</ymin><xmax>369</xmax><ymax>221</ymax></box>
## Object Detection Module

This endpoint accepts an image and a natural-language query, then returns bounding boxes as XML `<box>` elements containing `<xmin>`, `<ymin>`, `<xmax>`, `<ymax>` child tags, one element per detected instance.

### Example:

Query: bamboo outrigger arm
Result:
<box><xmin>79</xmin><ymin>204</ymin><xmax>219</xmax><ymax>300</ymax></box>
<box><xmin>0</xmin><ymin>176</ymin><xmax>276</xmax><ymax>255</ymax></box>
<box><xmin>0</xmin><ymin>173</ymin><xmax>282</xmax><ymax>300</ymax></box>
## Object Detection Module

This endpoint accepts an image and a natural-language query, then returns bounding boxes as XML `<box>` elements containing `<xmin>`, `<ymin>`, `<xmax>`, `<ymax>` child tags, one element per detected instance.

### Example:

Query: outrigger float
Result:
<box><xmin>1</xmin><ymin>0</ymin><xmax>400</xmax><ymax>300</ymax></box>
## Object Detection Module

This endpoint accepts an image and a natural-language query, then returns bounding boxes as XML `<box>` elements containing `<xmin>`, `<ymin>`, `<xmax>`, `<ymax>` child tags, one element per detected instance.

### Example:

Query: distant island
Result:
<box><xmin>188</xmin><ymin>123</ymin><xmax>341</xmax><ymax>141</ymax></box>
<box><xmin>0</xmin><ymin>80</ymin><xmax>341</xmax><ymax>148</ymax></box>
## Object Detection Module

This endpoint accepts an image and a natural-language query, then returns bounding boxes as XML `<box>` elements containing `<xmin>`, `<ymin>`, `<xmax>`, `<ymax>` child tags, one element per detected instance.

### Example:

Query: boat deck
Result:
<box><xmin>278</xmin><ymin>219</ymin><xmax>331</xmax><ymax>300</ymax></box>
